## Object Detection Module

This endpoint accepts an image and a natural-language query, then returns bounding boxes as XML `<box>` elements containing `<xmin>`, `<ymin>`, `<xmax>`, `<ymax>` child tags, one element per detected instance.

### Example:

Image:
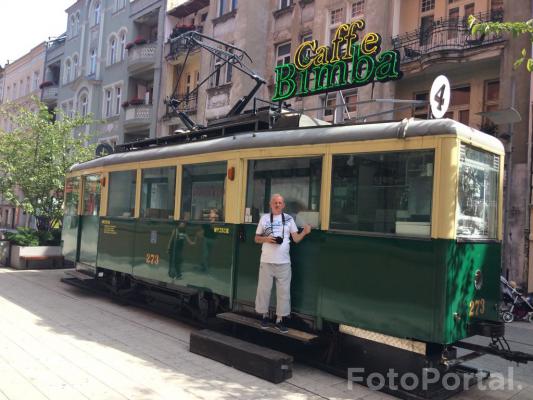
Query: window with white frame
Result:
<box><xmin>64</xmin><ymin>59</ymin><xmax>72</xmax><ymax>83</ymax></box>
<box><xmin>119</xmin><ymin>31</ymin><xmax>126</xmax><ymax>61</ymax></box>
<box><xmin>109</xmin><ymin>36</ymin><xmax>117</xmax><ymax>65</ymax></box>
<box><xmin>76</xmin><ymin>12</ymin><xmax>80</xmax><ymax>34</ymax></box>
<box><xmin>26</xmin><ymin>77</ymin><xmax>30</xmax><ymax>95</ymax></box>
<box><xmin>105</xmin><ymin>89</ymin><xmax>112</xmax><ymax>117</ymax></box>
<box><xmin>328</xmin><ymin>7</ymin><xmax>345</xmax><ymax>43</ymax></box>
<box><xmin>351</xmin><ymin>0</ymin><xmax>365</xmax><ymax>18</ymax></box>
<box><xmin>421</xmin><ymin>0</ymin><xmax>435</xmax><ymax>12</ymax></box>
<box><xmin>19</xmin><ymin>80</ymin><xmax>23</xmax><ymax>97</ymax></box>
<box><xmin>276</xmin><ymin>42</ymin><xmax>291</xmax><ymax>65</ymax></box>
<box><xmin>33</xmin><ymin>71</ymin><xmax>39</xmax><ymax>90</ymax></box>
<box><xmin>90</xmin><ymin>49</ymin><xmax>97</xmax><ymax>75</ymax></box>
<box><xmin>115</xmin><ymin>86</ymin><xmax>122</xmax><ymax>114</ymax></box>
<box><xmin>79</xmin><ymin>92</ymin><xmax>88</xmax><ymax>116</ymax></box>
<box><xmin>73</xmin><ymin>55</ymin><xmax>79</xmax><ymax>79</ymax></box>
<box><xmin>217</xmin><ymin>0</ymin><xmax>237</xmax><ymax>16</ymax></box>
<box><xmin>93</xmin><ymin>1</ymin><xmax>101</xmax><ymax>25</ymax></box>
<box><xmin>115</xmin><ymin>0</ymin><xmax>126</xmax><ymax>12</ymax></box>
<box><xmin>279</xmin><ymin>0</ymin><xmax>292</xmax><ymax>9</ymax></box>
<box><xmin>70</xmin><ymin>15</ymin><xmax>76</xmax><ymax>37</ymax></box>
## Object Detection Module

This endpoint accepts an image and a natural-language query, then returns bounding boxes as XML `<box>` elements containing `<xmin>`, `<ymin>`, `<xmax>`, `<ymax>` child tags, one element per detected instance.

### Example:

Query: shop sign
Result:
<box><xmin>272</xmin><ymin>20</ymin><xmax>403</xmax><ymax>102</ymax></box>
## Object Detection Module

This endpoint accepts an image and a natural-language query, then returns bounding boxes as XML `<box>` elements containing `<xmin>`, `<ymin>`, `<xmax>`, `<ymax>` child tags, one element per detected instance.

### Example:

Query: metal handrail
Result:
<box><xmin>392</xmin><ymin>9</ymin><xmax>504</xmax><ymax>62</ymax></box>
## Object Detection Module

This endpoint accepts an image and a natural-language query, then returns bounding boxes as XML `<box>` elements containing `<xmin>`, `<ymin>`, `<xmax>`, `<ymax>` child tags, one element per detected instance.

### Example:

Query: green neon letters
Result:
<box><xmin>272</xmin><ymin>19</ymin><xmax>403</xmax><ymax>102</ymax></box>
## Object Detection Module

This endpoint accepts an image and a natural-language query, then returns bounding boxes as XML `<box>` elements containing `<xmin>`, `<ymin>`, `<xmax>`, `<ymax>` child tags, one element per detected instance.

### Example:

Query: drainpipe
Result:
<box><xmin>504</xmin><ymin>79</ymin><xmax>516</xmax><ymax>280</ymax></box>
<box><xmin>526</xmin><ymin>0</ymin><xmax>533</xmax><ymax>291</ymax></box>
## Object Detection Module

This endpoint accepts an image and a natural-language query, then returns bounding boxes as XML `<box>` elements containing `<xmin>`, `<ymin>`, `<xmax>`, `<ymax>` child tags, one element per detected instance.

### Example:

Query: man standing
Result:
<box><xmin>254</xmin><ymin>194</ymin><xmax>311</xmax><ymax>333</ymax></box>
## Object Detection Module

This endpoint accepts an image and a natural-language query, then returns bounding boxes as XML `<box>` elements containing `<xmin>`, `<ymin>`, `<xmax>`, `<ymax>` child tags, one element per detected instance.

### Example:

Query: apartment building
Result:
<box><xmin>0</xmin><ymin>42</ymin><xmax>47</xmax><ymax>229</ymax></box>
<box><xmin>55</xmin><ymin>0</ymin><xmax>165</xmax><ymax>145</ymax></box>
<box><xmin>161</xmin><ymin>0</ymin><xmax>532</xmax><ymax>288</ymax></box>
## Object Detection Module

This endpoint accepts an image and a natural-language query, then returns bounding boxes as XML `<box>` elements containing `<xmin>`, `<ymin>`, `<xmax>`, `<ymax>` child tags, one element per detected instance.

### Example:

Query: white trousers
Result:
<box><xmin>255</xmin><ymin>262</ymin><xmax>291</xmax><ymax>317</ymax></box>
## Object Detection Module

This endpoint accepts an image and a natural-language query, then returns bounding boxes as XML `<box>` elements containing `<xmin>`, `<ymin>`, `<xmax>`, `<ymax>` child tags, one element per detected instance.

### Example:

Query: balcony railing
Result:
<box><xmin>166</xmin><ymin>27</ymin><xmax>202</xmax><ymax>60</ymax></box>
<box><xmin>392</xmin><ymin>9</ymin><xmax>504</xmax><ymax>63</ymax></box>
<box><xmin>165</xmin><ymin>93</ymin><xmax>198</xmax><ymax>117</ymax></box>
<box><xmin>41</xmin><ymin>85</ymin><xmax>59</xmax><ymax>104</ymax></box>
<box><xmin>124</xmin><ymin>104</ymin><xmax>152</xmax><ymax>128</ymax></box>
<box><xmin>127</xmin><ymin>43</ymin><xmax>157</xmax><ymax>71</ymax></box>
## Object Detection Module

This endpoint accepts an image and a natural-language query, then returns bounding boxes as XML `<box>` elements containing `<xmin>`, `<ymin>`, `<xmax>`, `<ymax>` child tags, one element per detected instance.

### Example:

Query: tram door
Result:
<box><xmin>79</xmin><ymin>174</ymin><xmax>101</xmax><ymax>266</ymax></box>
<box><xmin>62</xmin><ymin>177</ymin><xmax>81</xmax><ymax>262</ymax></box>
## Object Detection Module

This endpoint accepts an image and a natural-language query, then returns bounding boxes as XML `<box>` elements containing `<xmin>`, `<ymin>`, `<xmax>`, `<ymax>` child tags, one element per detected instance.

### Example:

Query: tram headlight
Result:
<box><xmin>474</xmin><ymin>269</ymin><xmax>483</xmax><ymax>290</ymax></box>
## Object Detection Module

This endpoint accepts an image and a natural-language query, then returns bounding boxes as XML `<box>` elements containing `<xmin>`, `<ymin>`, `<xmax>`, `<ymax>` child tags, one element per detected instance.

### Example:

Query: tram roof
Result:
<box><xmin>70</xmin><ymin>118</ymin><xmax>504</xmax><ymax>172</ymax></box>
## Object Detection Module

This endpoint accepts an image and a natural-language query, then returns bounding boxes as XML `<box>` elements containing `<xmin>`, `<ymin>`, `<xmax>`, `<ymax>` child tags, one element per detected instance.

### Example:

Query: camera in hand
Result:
<box><xmin>274</xmin><ymin>236</ymin><xmax>283</xmax><ymax>245</ymax></box>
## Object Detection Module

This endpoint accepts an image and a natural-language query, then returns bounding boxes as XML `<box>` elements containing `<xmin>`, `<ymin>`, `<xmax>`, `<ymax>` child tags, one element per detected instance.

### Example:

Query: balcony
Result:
<box><xmin>166</xmin><ymin>27</ymin><xmax>202</xmax><ymax>63</ymax></box>
<box><xmin>124</xmin><ymin>104</ymin><xmax>152</xmax><ymax>129</ymax></box>
<box><xmin>41</xmin><ymin>85</ymin><xmax>59</xmax><ymax>105</ymax></box>
<box><xmin>167</xmin><ymin>0</ymin><xmax>209</xmax><ymax>17</ymax></box>
<box><xmin>127</xmin><ymin>43</ymin><xmax>157</xmax><ymax>73</ymax></box>
<box><xmin>164</xmin><ymin>94</ymin><xmax>198</xmax><ymax>120</ymax></box>
<box><xmin>392</xmin><ymin>9</ymin><xmax>504</xmax><ymax>64</ymax></box>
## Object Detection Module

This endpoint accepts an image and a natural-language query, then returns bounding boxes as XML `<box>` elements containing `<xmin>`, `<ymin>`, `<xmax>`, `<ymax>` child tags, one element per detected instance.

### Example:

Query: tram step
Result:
<box><xmin>190</xmin><ymin>329</ymin><xmax>293</xmax><ymax>383</ymax></box>
<box><xmin>216</xmin><ymin>312</ymin><xmax>318</xmax><ymax>343</ymax></box>
<box><xmin>64</xmin><ymin>269</ymin><xmax>96</xmax><ymax>281</ymax></box>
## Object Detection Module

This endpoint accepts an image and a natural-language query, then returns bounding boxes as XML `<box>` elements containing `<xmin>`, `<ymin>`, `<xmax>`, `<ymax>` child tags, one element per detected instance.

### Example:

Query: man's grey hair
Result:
<box><xmin>270</xmin><ymin>193</ymin><xmax>284</xmax><ymax>202</ymax></box>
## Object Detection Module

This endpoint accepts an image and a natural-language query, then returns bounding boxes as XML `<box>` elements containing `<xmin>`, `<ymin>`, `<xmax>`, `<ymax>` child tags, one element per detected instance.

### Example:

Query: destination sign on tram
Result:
<box><xmin>272</xmin><ymin>19</ymin><xmax>403</xmax><ymax>102</ymax></box>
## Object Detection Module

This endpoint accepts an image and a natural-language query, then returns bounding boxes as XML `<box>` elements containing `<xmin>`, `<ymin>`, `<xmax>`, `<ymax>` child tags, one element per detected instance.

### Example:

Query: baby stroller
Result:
<box><xmin>500</xmin><ymin>276</ymin><xmax>533</xmax><ymax>323</ymax></box>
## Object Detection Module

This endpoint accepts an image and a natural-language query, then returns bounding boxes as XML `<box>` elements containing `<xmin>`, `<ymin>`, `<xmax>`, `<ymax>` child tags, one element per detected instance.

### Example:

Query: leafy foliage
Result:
<box><xmin>469</xmin><ymin>16</ymin><xmax>533</xmax><ymax>72</ymax></box>
<box><xmin>0</xmin><ymin>99</ymin><xmax>96</xmax><ymax>230</ymax></box>
<box><xmin>3</xmin><ymin>227</ymin><xmax>62</xmax><ymax>246</ymax></box>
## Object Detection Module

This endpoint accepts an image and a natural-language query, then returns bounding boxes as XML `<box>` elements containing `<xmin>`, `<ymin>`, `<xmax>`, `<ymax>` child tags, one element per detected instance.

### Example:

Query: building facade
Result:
<box><xmin>0</xmin><ymin>42</ymin><xmax>47</xmax><ymax>229</ymax></box>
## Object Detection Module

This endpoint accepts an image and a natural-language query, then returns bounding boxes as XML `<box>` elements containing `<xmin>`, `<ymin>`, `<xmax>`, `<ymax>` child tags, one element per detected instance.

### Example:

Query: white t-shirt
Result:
<box><xmin>256</xmin><ymin>213</ymin><xmax>298</xmax><ymax>264</ymax></box>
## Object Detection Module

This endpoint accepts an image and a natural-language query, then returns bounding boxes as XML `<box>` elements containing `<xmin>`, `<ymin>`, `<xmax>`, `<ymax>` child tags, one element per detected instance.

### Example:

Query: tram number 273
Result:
<box><xmin>145</xmin><ymin>253</ymin><xmax>160</xmax><ymax>265</ymax></box>
<box><xmin>468</xmin><ymin>298</ymin><xmax>486</xmax><ymax>317</ymax></box>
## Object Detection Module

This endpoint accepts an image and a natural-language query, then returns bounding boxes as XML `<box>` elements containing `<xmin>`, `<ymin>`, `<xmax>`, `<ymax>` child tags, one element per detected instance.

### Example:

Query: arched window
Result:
<box><xmin>119</xmin><ymin>31</ymin><xmax>126</xmax><ymax>61</ymax></box>
<box><xmin>76</xmin><ymin>12</ymin><xmax>80</xmax><ymax>35</ymax></box>
<box><xmin>90</xmin><ymin>49</ymin><xmax>97</xmax><ymax>75</ymax></box>
<box><xmin>79</xmin><ymin>92</ymin><xmax>89</xmax><ymax>116</ymax></box>
<box><xmin>109</xmin><ymin>37</ymin><xmax>117</xmax><ymax>64</ymax></box>
<box><xmin>94</xmin><ymin>1</ymin><xmax>101</xmax><ymax>25</ymax></box>
<box><xmin>64</xmin><ymin>59</ymin><xmax>72</xmax><ymax>83</ymax></box>
<box><xmin>73</xmin><ymin>55</ymin><xmax>79</xmax><ymax>79</ymax></box>
<box><xmin>70</xmin><ymin>15</ymin><xmax>76</xmax><ymax>36</ymax></box>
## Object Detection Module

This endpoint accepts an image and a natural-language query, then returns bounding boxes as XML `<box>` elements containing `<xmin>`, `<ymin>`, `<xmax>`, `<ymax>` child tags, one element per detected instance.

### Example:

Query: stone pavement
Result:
<box><xmin>0</xmin><ymin>268</ymin><xmax>531</xmax><ymax>400</ymax></box>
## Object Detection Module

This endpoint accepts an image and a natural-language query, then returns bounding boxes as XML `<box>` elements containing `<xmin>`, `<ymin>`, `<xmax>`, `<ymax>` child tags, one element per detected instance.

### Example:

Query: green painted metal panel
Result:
<box><xmin>97</xmin><ymin>218</ymin><xmax>136</xmax><ymax>274</ymax></box>
<box><xmin>234</xmin><ymin>225</ymin><xmax>321</xmax><ymax>316</ymax></box>
<box><xmin>317</xmin><ymin>233</ymin><xmax>438</xmax><ymax>342</ymax></box>
<box><xmin>442</xmin><ymin>241</ymin><xmax>501</xmax><ymax>343</ymax></box>
<box><xmin>62</xmin><ymin>215</ymin><xmax>79</xmax><ymax>262</ymax></box>
<box><xmin>131</xmin><ymin>221</ymin><xmax>234</xmax><ymax>297</ymax></box>
<box><xmin>79</xmin><ymin>216</ymin><xmax>100</xmax><ymax>266</ymax></box>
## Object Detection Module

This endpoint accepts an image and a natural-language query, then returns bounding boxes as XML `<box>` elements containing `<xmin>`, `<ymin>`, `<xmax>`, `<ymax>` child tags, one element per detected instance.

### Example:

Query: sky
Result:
<box><xmin>0</xmin><ymin>0</ymin><xmax>74</xmax><ymax>67</ymax></box>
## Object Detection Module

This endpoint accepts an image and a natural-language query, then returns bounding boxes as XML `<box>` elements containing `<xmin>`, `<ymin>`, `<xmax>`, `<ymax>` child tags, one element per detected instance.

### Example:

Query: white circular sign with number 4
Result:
<box><xmin>430</xmin><ymin>75</ymin><xmax>451</xmax><ymax>119</ymax></box>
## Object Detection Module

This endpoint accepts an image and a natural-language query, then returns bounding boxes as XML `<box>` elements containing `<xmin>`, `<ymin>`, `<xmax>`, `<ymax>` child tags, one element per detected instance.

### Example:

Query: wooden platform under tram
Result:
<box><xmin>216</xmin><ymin>312</ymin><xmax>319</xmax><ymax>343</ymax></box>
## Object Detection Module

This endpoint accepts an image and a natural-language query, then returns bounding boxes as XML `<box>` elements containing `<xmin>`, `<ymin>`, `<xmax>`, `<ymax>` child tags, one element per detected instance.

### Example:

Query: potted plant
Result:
<box><xmin>133</xmin><ymin>35</ymin><xmax>147</xmax><ymax>46</ymax></box>
<box><xmin>125</xmin><ymin>41</ymin><xmax>135</xmax><ymax>50</ymax></box>
<box><xmin>129</xmin><ymin>97</ymin><xmax>144</xmax><ymax>106</ymax></box>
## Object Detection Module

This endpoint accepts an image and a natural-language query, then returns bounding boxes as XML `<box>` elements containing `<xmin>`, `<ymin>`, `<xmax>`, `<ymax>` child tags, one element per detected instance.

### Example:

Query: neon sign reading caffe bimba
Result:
<box><xmin>272</xmin><ymin>20</ymin><xmax>402</xmax><ymax>102</ymax></box>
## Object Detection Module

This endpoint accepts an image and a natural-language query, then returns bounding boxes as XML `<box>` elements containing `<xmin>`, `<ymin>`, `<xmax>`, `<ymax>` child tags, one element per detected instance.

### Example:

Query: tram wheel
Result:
<box><xmin>502</xmin><ymin>311</ymin><xmax>514</xmax><ymax>323</ymax></box>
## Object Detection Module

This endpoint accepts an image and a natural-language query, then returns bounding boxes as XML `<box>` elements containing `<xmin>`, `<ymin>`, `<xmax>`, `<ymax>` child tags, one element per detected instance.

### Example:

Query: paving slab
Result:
<box><xmin>0</xmin><ymin>268</ymin><xmax>531</xmax><ymax>400</ymax></box>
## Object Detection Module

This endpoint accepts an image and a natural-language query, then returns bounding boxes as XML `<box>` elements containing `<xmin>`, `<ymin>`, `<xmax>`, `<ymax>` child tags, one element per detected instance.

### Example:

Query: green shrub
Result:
<box><xmin>4</xmin><ymin>227</ymin><xmax>61</xmax><ymax>246</ymax></box>
<box><xmin>5</xmin><ymin>228</ymin><xmax>39</xmax><ymax>246</ymax></box>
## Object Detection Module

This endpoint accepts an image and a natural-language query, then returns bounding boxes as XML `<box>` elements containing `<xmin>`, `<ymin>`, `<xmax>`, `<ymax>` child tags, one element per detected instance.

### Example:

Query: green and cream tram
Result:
<box><xmin>63</xmin><ymin>117</ymin><xmax>503</xmax><ymax>349</ymax></box>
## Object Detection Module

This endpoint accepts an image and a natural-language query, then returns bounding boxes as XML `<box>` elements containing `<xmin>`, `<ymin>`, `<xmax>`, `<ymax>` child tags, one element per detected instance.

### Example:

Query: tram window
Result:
<box><xmin>108</xmin><ymin>170</ymin><xmax>136</xmax><ymax>218</ymax></box>
<box><xmin>245</xmin><ymin>157</ymin><xmax>322</xmax><ymax>227</ymax></box>
<box><xmin>330</xmin><ymin>150</ymin><xmax>434</xmax><ymax>236</ymax></box>
<box><xmin>457</xmin><ymin>145</ymin><xmax>499</xmax><ymax>239</ymax></box>
<box><xmin>181</xmin><ymin>162</ymin><xmax>226</xmax><ymax>222</ymax></box>
<box><xmin>140</xmin><ymin>167</ymin><xmax>176</xmax><ymax>220</ymax></box>
<box><xmin>65</xmin><ymin>177</ymin><xmax>80</xmax><ymax>216</ymax></box>
<box><xmin>82</xmin><ymin>174</ymin><xmax>101</xmax><ymax>216</ymax></box>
